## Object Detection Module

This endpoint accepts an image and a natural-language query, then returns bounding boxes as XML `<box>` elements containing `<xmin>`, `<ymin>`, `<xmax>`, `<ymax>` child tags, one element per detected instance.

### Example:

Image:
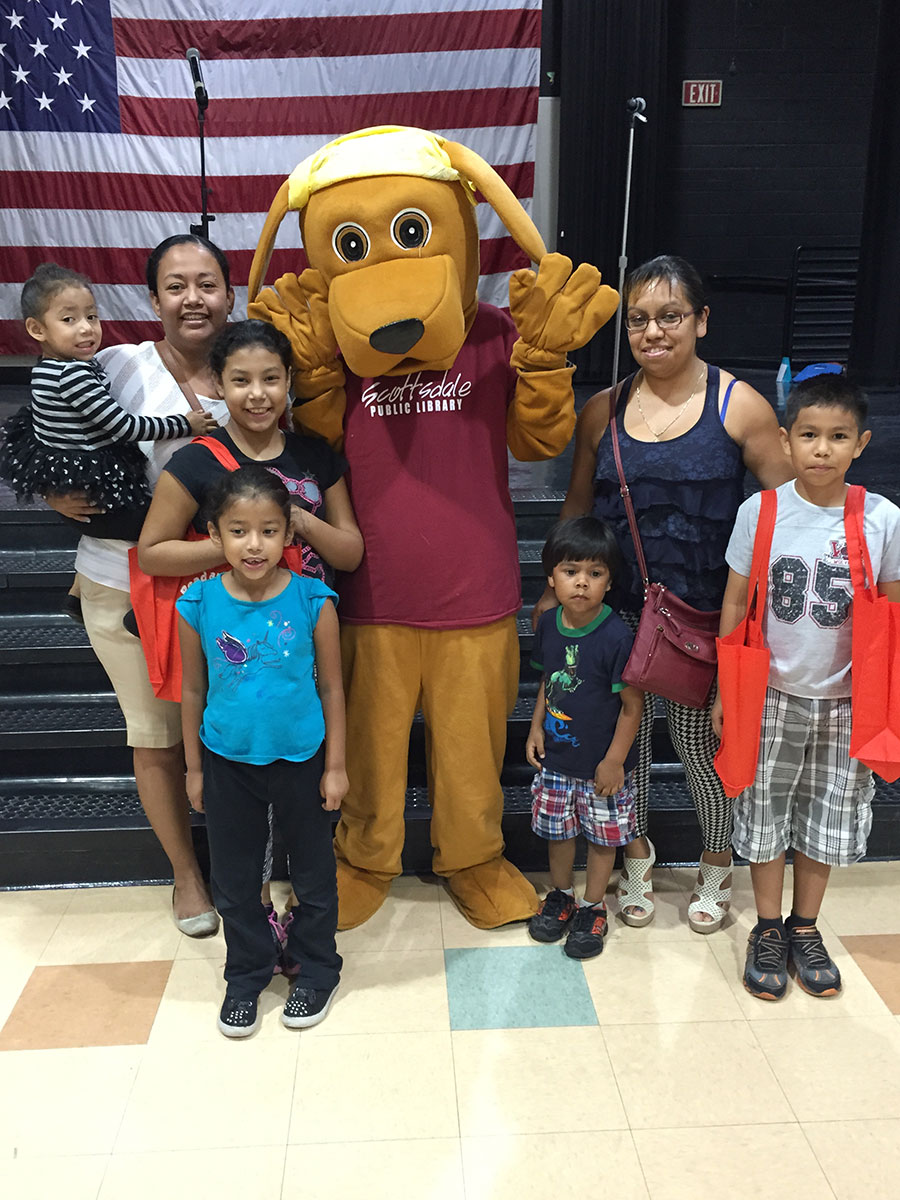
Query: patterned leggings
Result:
<box><xmin>623</xmin><ymin>612</ymin><xmax>733</xmax><ymax>854</ymax></box>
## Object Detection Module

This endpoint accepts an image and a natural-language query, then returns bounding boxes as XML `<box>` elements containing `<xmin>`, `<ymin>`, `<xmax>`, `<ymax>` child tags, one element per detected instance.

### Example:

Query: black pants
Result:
<box><xmin>203</xmin><ymin>746</ymin><xmax>342</xmax><ymax>999</ymax></box>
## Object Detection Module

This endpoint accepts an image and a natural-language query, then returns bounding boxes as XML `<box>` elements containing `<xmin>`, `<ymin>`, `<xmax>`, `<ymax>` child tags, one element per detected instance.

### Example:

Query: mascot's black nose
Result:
<box><xmin>369</xmin><ymin>319</ymin><xmax>425</xmax><ymax>355</ymax></box>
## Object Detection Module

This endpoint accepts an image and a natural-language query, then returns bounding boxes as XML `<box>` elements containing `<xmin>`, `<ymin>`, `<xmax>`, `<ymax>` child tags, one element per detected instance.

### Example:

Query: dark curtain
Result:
<box><xmin>849</xmin><ymin>0</ymin><xmax>899</xmax><ymax>387</ymax></box>
<box><xmin>557</xmin><ymin>0</ymin><xmax>669</xmax><ymax>384</ymax></box>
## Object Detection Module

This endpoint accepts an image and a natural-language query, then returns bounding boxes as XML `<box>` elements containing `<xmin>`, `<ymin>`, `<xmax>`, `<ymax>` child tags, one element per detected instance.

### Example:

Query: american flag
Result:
<box><xmin>0</xmin><ymin>0</ymin><xmax>541</xmax><ymax>355</ymax></box>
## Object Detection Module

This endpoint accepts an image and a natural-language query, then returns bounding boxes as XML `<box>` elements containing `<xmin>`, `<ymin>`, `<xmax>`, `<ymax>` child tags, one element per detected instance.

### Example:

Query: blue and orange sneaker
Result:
<box><xmin>788</xmin><ymin>924</ymin><xmax>842</xmax><ymax>996</ymax></box>
<box><xmin>743</xmin><ymin>924</ymin><xmax>789</xmax><ymax>1000</ymax></box>
<box><xmin>528</xmin><ymin>888</ymin><xmax>577</xmax><ymax>943</ymax></box>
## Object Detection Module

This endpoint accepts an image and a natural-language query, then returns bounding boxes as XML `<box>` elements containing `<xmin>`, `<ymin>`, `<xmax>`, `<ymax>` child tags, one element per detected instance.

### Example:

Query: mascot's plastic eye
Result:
<box><xmin>332</xmin><ymin>223</ymin><xmax>370</xmax><ymax>263</ymax></box>
<box><xmin>391</xmin><ymin>210</ymin><xmax>431</xmax><ymax>250</ymax></box>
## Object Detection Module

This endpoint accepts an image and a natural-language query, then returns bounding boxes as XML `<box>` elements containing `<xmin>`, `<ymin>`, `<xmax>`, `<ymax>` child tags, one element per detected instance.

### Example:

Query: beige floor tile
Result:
<box><xmin>115</xmin><ymin>1039</ymin><xmax>297</xmax><ymax>1152</ymax></box>
<box><xmin>0</xmin><ymin>1045</ymin><xmax>141</xmax><ymax>1157</ymax></box>
<box><xmin>148</xmin><ymin>958</ymin><xmax>293</xmax><ymax>1043</ymax></box>
<box><xmin>335</xmin><ymin>885</ymin><xmax>444</xmax><ymax>953</ymax></box>
<box><xmin>304</xmin><ymin>950</ymin><xmax>449</xmax><ymax>1036</ymax></box>
<box><xmin>0</xmin><ymin>1154</ymin><xmax>109</xmax><ymax>1198</ymax></box>
<box><xmin>0</xmin><ymin>960</ymin><xmax>172</xmax><ymax>1050</ymax></box>
<box><xmin>0</xmin><ymin>888</ymin><xmax>72</xmax><ymax>965</ymax></box>
<box><xmin>284</xmin><ymin>1138</ymin><xmax>464</xmax><ymax>1200</ymax></box>
<box><xmin>582</xmin><ymin>940</ymin><xmax>744</xmax><ymax>1024</ymax></box>
<box><xmin>752</xmin><ymin>1015</ymin><xmax>900</xmax><ymax>1121</ymax></box>
<box><xmin>39</xmin><ymin>885</ymin><xmax>182</xmax><ymax>965</ymax></box>
<box><xmin>173</xmin><ymin>921</ymin><xmax>227</xmax><ymax>961</ymax></box>
<box><xmin>461</xmin><ymin>1130</ymin><xmax>648</xmax><ymax>1200</ymax></box>
<box><xmin>440</xmin><ymin>896</ymin><xmax>534</xmax><ymax>949</ymax></box>
<box><xmin>453</xmin><ymin>1027</ymin><xmax>626</xmax><ymax>1136</ymax></box>
<box><xmin>99</xmin><ymin>1146</ymin><xmax>286</xmax><ymax>1200</ymax></box>
<box><xmin>818</xmin><ymin>864</ymin><xmax>900</xmax><ymax>935</ymax></box>
<box><xmin>0</xmin><ymin>960</ymin><xmax>36</xmax><ymax>1031</ymax></box>
<box><xmin>288</xmin><ymin>1031</ymin><xmax>458</xmax><ymax>1144</ymax></box>
<box><xmin>802</xmin><ymin>1118</ymin><xmax>900</xmax><ymax>1199</ymax></box>
<box><xmin>709</xmin><ymin>916</ymin><xmax>890</xmax><ymax>1021</ymax></box>
<box><xmin>604</xmin><ymin>1021</ymin><xmax>793</xmax><ymax>1129</ymax></box>
<box><xmin>633</xmin><ymin>1124</ymin><xmax>831</xmax><ymax>1199</ymax></box>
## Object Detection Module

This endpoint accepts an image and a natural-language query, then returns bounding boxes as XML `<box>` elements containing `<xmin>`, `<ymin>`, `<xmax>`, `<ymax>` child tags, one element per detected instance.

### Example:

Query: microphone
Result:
<box><xmin>185</xmin><ymin>48</ymin><xmax>208</xmax><ymax>107</ymax></box>
<box><xmin>626</xmin><ymin>96</ymin><xmax>647</xmax><ymax>115</ymax></box>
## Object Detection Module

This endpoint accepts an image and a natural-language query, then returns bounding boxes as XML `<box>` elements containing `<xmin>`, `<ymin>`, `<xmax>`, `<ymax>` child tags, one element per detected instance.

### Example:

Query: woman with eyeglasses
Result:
<box><xmin>533</xmin><ymin>254</ymin><xmax>791</xmax><ymax>934</ymax></box>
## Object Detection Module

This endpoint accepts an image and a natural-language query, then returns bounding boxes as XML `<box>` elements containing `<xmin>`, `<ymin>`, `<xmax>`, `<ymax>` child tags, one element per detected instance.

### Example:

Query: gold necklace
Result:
<box><xmin>635</xmin><ymin>367</ymin><xmax>707</xmax><ymax>441</ymax></box>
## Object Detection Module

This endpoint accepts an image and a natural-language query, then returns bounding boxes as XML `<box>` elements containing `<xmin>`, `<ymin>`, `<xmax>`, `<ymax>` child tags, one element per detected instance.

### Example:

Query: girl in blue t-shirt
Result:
<box><xmin>177</xmin><ymin>465</ymin><xmax>346</xmax><ymax>1038</ymax></box>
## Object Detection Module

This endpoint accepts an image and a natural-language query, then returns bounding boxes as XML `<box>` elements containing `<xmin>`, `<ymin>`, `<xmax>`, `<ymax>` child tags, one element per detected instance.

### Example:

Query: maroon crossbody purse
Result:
<box><xmin>607</xmin><ymin>385</ymin><xmax>720</xmax><ymax>709</ymax></box>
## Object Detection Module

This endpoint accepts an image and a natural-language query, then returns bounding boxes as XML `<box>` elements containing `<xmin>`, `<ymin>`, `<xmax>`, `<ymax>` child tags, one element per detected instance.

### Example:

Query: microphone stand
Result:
<box><xmin>189</xmin><ymin>81</ymin><xmax>214</xmax><ymax>239</ymax></box>
<box><xmin>610</xmin><ymin>97</ymin><xmax>648</xmax><ymax>388</ymax></box>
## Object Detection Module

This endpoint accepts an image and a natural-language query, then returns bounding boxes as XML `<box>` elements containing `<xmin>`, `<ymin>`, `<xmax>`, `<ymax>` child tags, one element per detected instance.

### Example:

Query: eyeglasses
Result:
<box><xmin>624</xmin><ymin>309</ymin><xmax>700</xmax><ymax>333</ymax></box>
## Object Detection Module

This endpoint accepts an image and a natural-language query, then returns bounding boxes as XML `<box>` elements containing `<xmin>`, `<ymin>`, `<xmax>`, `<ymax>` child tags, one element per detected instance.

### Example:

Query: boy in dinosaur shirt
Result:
<box><xmin>527</xmin><ymin>517</ymin><xmax>644</xmax><ymax>958</ymax></box>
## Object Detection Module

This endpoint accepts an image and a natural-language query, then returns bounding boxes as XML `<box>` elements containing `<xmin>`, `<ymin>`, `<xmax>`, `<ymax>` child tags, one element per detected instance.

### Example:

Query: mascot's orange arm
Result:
<box><xmin>506</xmin><ymin>360</ymin><xmax>576</xmax><ymax>462</ymax></box>
<box><xmin>247</xmin><ymin>272</ymin><xmax>347</xmax><ymax>452</ymax></box>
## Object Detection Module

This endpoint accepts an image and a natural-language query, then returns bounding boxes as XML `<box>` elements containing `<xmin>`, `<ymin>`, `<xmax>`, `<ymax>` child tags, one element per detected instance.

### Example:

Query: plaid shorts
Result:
<box><xmin>733</xmin><ymin>686</ymin><xmax>874</xmax><ymax>867</ymax></box>
<box><xmin>531</xmin><ymin>768</ymin><xmax>636</xmax><ymax>847</ymax></box>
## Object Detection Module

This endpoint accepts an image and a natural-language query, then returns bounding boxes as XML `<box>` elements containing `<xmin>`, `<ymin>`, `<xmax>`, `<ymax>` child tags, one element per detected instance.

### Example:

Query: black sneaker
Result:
<box><xmin>743</xmin><ymin>925</ymin><xmax>789</xmax><ymax>1001</ymax></box>
<box><xmin>217</xmin><ymin>994</ymin><xmax>260</xmax><ymax>1038</ymax></box>
<box><xmin>788</xmin><ymin>924</ymin><xmax>842</xmax><ymax>997</ymax></box>
<box><xmin>282</xmin><ymin>982</ymin><xmax>338</xmax><ymax>1029</ymax></box>
<box><xmin>528</xmin><ymin>888</ymin><xmax>577</xmax><ymax>943</ymax></box>
<box><xmin>564</xmin><ymin>904</ymin><xmax>608</xmax><ymax>960</ymax></box>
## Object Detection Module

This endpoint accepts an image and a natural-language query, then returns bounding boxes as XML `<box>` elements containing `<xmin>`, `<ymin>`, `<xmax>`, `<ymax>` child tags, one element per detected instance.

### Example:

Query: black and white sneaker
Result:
<box><xmin>281</xmin><ymin>982</ymin><xmax>338</xmax><ymax>1029</ymax></box>
<box><xmin>217</xmin><ymin>994</ymin><xmax>260</xmax><ymax>1038</ymax></box>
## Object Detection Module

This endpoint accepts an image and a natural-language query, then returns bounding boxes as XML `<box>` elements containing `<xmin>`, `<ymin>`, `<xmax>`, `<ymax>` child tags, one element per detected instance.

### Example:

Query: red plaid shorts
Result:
<box><xmin>531</xmin><ymin>768</ymin><xmax>636</xmax><ymax>847</ymax></box>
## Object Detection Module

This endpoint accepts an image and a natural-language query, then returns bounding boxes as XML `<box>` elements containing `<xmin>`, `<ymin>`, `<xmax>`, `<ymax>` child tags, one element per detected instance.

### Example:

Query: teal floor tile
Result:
<box><xmin>444</xmin><ymin>945</ymin><xmax>598</xmax><ymax>1030</ymax></box>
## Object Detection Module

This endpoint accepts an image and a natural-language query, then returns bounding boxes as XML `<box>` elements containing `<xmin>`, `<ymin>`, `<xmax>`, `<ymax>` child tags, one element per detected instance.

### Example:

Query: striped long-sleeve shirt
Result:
<box><xmin>31</xmin><ymin>357</ymin><xmax>192</xmax><ymax>451</ymax></box>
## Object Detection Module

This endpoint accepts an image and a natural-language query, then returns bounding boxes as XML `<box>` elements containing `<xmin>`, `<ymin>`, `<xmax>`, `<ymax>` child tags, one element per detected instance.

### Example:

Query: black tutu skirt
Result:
<box><xmin>0</xmin><ymin>404</ymin><xmax>152</xmax><ymax>511</ymax></box>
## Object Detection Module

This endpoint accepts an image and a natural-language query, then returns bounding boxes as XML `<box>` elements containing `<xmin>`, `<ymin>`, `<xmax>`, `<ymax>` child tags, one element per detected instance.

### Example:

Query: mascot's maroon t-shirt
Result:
<box><xmin>339</xmin><ymin>303</ymin><xmax>521</xmax><ymax>628</ymax></box>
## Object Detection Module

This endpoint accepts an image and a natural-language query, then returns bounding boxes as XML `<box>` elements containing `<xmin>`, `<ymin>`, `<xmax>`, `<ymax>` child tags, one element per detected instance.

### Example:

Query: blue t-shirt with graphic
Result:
<box><xmin>531</xmin><ymin>605</ymin><xmax>637</xmax><ymax>780</ymax></box>
<box><xmin>177</xmin><ymin>572</ymin><xmax>336</xmax><ymax>765</ymax></box>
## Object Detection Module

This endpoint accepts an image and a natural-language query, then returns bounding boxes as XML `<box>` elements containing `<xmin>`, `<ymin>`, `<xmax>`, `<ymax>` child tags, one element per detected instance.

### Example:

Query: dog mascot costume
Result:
<box><xmin>248</xmin><ymin>126</ymin><xmax>618</xmax><ymax>929</ymax></box>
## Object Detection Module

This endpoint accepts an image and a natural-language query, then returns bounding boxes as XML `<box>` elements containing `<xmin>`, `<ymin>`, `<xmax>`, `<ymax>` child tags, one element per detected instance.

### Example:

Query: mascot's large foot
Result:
<box><xmin>445</xmin><ymin>856</ymin><xmax>539</xmax><ymax>930</ymax></box>
<box><xmin>336</xmin><ymin>859</ymin><xmax>393</xmax><ymax>930</ymax></box>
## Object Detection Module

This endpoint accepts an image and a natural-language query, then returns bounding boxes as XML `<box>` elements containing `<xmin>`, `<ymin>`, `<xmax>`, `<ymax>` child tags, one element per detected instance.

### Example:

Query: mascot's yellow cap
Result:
<box><xmin>287</xmin><ymin>125</ymin><xmax>478</xmax><ymax>211</ymax></box>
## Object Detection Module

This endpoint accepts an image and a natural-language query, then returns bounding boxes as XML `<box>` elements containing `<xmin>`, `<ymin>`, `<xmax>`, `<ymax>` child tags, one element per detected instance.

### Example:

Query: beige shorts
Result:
<box><xmin>78</xmin><ymin>573</ymin><xmax>183</xmax><ymax>749</ymax></box>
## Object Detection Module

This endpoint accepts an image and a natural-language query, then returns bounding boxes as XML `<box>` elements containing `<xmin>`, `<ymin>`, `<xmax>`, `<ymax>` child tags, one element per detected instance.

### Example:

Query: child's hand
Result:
<box><xmin>594</xmin><ymin>756</ymin><xmax>624</xmax><ymax>797</ymax></box>
<box><xmin>186</xmin><ymin>409</ymin><xmax>219</xmax><ymax>435</ymax></box>
<box><xmin>526</xmin><ymin>726</ymin><xmax>545</xmax><ymax>770</ymax></box>
<box><xmin>711</xmin><ymin>694</ymin><xmax>724</xmax><ymax>739</ymax></box>
<box><xmin>320</xmin><ymin>767</ymin><xmax>348</xmax><ymax>811</ymax></box>
<box><xmin>186</xmin><ymin>767</ymin><xmax>204</xmax><ymax>813</ymax></box>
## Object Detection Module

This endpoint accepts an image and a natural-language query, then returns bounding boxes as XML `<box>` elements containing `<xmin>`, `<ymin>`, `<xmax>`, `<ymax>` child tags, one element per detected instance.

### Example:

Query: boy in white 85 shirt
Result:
<box><xmin>713</xmin><ymin>374</ymin><xmax>900</xmax><ymax>1001</ymax></box>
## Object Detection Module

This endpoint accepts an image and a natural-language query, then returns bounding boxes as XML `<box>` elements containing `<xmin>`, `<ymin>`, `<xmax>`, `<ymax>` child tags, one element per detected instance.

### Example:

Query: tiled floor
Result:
<box><xmin>3</xmin><ymin>864</ymin><xmax>900</xmax><ymax>1199</ymax></box>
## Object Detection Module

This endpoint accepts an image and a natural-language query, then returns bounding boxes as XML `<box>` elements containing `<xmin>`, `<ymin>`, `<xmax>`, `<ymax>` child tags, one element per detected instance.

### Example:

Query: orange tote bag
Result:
<box><xmin>714</xmin><ymin>489</ymin><xmax>777</xmax><ymax>798</ymax></box>
<box><xmin>845</xmin><ymin>485</ymin><xmax>900</xmax><ymax>781</ymax></box>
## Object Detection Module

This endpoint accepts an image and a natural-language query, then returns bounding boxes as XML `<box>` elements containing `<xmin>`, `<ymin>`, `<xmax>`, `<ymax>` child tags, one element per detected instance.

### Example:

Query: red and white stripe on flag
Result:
<box><xmin>0</xmin><ymin>0</ymin><xmax>541</xmax><ymax>355</ymax></box>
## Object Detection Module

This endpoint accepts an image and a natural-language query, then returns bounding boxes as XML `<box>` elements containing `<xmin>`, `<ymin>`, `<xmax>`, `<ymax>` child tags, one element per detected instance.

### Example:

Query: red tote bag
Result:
<box><xmin>714</xmin><ymin>490</ymin><xmax>777</xmax><ymax>798</ymax></box>
<box><xmin>129</xmin><ymin>437</ymin><xmax>303</xmax><ymax>702</ymax></box>
<box><xmin>845</xmin><ymin>485</ymin><xmax>900</xmax><ymax>781</ymax></box>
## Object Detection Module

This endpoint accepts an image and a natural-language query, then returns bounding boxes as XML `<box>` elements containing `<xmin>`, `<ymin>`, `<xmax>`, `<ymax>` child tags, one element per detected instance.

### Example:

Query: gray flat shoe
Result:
<box><xmin>172</xmin><ymin>887</ymin><xmax>219</xmax><ymax>938</ymax></box>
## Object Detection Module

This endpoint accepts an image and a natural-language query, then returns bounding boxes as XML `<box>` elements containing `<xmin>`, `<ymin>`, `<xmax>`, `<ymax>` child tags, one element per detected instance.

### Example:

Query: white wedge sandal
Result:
<box><xmin>615</xmin><ymin>838</ymin><xmax>656</xmax><ymax>927</ymax></box>
<box><xmin>687</xmin><ymin>859</ymin><xmax>732</xmax><ymax>934</ymax></box>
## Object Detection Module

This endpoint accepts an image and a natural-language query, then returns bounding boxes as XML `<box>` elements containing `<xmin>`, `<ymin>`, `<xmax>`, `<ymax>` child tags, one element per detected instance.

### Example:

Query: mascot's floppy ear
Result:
<box><xmin>248</xmin><ymin>180</ymin><xmax>290</xmax><ymax>305</ymax></box>
<box><xmin>441</xmin><ymin>140</ymin><xmax>547</xmax><ymax>266</ymax></box>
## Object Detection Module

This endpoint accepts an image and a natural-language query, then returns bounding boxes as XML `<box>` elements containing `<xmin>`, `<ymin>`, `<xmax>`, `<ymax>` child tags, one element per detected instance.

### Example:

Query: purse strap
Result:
<box><xmin>744</xmin><ymin>490</ymin><xmax>778</xmax><ymax>635</ymax></box>
<box><xmin>155</xmin><ymin>340</ymin><xmax>205</xmax><ymax>413</ymax></box>
<box><xmin>843</xmin><ymin>484</ymin><xmax>875</xmax><ymax>599</ymax></box>
<box><xmin>607</xmin><ymin>382</ymin><xmax>650</xmax><ymax>591</ymax></box>
<box><xmin>191</xmin><ymin>435</ymin><xmax>241</xmax><ymax>472</ymax></box>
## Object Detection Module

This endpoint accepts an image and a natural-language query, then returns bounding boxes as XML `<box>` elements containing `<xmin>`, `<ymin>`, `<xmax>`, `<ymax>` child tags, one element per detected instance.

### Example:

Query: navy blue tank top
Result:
<box><xmin>592</xmin><ymin>365</ymin><xmax>745</xmax><ymax>613</ymax></box>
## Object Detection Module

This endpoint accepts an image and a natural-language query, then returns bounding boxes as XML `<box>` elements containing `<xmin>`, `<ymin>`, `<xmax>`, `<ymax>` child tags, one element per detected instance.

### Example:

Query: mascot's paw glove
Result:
<box><xmin>247</xmin><ymin>269</ymin><xmax>345</xmax><ymax>398</ymax></box>
<box><xmin>509</xmin><ymin>253</ymin><xmax>620</xmax><ymax>370</ymax></box>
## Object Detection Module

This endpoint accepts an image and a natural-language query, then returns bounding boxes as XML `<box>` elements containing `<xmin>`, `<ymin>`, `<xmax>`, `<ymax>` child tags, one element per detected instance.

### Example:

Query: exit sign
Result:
<box><xmin>682</xmin><ymin>80</ymin><xmax>722</xmax><ymax>106</ymax></box>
